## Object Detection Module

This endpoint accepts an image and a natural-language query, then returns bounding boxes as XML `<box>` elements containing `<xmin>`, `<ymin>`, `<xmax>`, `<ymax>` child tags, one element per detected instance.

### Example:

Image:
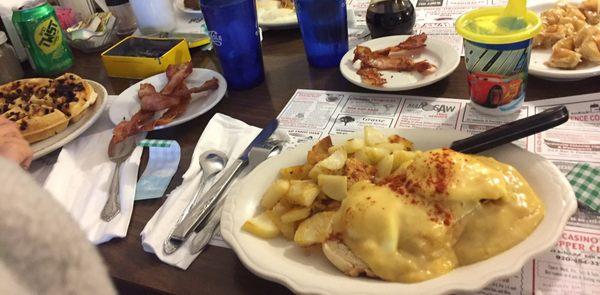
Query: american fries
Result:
<box><xmin>376</xmin><ymin>154</ymin><xmax>394</xmax><ymax>179</ymax></box>
<box><xmin>364</xmin><ymin>126</ymin><xmax>387</xmax><ymax>146</ymax></box>
<box><xmin>279</xmin><ymin>164</ymin><xmax>310</xmax><ymax>180</ymax></box>
<box><xmin>317</xmin><ymin>175</ymin><xmax>348</xmax><ymax>201</ymax></box>
<box><xmin>286</xmin><ymin>180</ymin><xmax>320</xmax><ymax>206</ymax></box>
<box><xmin>294</xmin><ymin>211</ymin><xmax>336</xmax><ymax>246</ymax></box>
<box><xmin>281</xmin><ymin>207</ymin><xmax>311</xmax><ymax>223</ymax></box>
<box><xmin>260</xmin><ymin>179</ymin><xmax>290</xmax><ymax>209</ymax></box>
<box><xmin>242</xmin><ymin>126</ymin><xmax>414</xmax><ymax>248</ymax></box>
<box><xmin>242</xmin><ymin>211</ymin><xmax>280</xmax><ymax>238</ymax></box>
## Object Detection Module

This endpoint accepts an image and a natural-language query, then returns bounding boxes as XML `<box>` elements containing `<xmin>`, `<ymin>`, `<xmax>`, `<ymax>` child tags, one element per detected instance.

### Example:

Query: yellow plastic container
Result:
<box><xmin>455</xmin><ymin>7</ymin><xmax>541</xmax><ymax>44</ymax></box>
<box><xmin>455</xmin><ymin>7</ymin><xmax>541</xmax><ymax>116</ymax></box>
<box><xmin>101</xmin><ymin>36</ymin><xmax>192</xmax><ymax>79</ymax></box>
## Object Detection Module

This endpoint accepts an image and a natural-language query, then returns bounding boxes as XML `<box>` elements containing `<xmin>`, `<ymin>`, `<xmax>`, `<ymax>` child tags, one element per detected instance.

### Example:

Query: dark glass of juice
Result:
<box><xmin>366</xmin><ymin>0</ymin><xmax>416</xmax><ymax>39</ymax></box>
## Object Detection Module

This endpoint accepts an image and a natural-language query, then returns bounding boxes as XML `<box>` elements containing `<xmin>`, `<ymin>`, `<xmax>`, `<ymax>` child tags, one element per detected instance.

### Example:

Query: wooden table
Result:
<box><xmin>53</xmin><ymin>29</ymin><xmax>600</xmax><ymax>294</ymax></box>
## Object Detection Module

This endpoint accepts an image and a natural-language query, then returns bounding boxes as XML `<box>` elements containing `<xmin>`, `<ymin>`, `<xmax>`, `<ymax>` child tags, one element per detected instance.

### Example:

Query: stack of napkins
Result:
<box><xmin>44</xmin><ymin>95</ymin><xmax>144</xmax><ymax>244</ymax></box>
<box><xmin>141</xmin><ymin>113</ymin><xmax>262</xmax><ymax>269</ymax></box>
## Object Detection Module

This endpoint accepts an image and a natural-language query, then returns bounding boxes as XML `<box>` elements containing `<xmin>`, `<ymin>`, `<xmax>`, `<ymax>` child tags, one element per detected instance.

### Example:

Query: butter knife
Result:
<box><xmin>168</xmin><ymin>119</ymin><xmax>279</xmax><ymax>244</ymax></box>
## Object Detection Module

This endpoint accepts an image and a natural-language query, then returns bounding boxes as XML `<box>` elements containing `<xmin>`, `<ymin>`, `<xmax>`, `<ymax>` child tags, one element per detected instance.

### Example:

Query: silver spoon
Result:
<box><xmin>188</xmin><ymin>140</ymin><xmax>284</xmax><ymax>254</ymax></box>
<box><xmin>101</xmin><ymin>136</ymin><xmax>137</xmax><ymax>222</ymax></box>
<box><xmin>163</xmin><ymin>150</ymin><xmax>228</xmax><ymax>254</ymax></box>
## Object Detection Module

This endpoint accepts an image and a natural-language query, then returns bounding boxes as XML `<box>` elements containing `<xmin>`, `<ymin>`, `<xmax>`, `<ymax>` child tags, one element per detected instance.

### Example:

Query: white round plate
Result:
<box><xmin>108</xmin><ymin>68</ymin><xmax>227</xmax><ymax>129</ymax></box>
<box><xmin>528</xmin><ymin>1</ymin><xmax>600</xmax><ymax>81</ymax></box>
<box><xmin>221</xmin><ymin>128</ymin><xmax>577</xmax><ymax>295</ymax></box>
<box><xmin>31</xmin><ymin>80</ymin><xmax>108</xmax><ymax>159</ymax></box>
<box><xmin>256</xmin><ymin>0</ymin><xmax>298</xmax><ymax>29</ymax></box>
<box><xmin>175</xmin><ymin>0</ymin><xmax>202</xmax><ymax>14</ymax></box>
<box><xmin>340</xmin><ymin>36</ymin><xmax>461</xmax><ymax>91</ymax></box>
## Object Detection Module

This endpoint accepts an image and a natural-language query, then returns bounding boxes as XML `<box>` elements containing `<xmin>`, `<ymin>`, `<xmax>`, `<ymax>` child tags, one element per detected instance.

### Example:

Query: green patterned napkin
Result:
<box><xmin>138</xmin><ymin>139</ymin><xmax>173</xmax><ymax>148</ymax></box>
<box><xmin>567</xmin><ymin>163</ymin><xmax>600</xmax><ymax>212</ymax></box>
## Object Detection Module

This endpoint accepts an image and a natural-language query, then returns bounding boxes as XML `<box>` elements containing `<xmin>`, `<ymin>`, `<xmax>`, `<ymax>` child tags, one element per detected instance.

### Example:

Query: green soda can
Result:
<box><xmin>12</xmin><ymin>0</ymin><xmax>73</xmax><ymax>76</ymax></box>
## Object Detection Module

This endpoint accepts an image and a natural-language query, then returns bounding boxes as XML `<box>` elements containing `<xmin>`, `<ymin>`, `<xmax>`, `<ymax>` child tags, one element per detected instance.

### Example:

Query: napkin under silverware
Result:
<box><xmin>43</xmin><ymin>95</ymin><xmax>145</xmax><ymax>244</ymax></box>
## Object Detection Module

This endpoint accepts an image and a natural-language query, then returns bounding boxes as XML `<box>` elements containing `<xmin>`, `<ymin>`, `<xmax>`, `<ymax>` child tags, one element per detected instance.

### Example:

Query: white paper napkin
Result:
<box><xmin>141</xmin><ymin>113</ymin><xmax>263</xmax><ymax>269</ymax></box>
<box><xmin>44</xmin><ymin>95</ymin><xmax>144</xmax><ymax>244</ymax></box>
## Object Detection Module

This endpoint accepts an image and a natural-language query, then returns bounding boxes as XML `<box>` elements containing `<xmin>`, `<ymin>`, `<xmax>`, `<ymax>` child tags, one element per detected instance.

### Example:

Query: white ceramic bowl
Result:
<box><xmin>221</xmin><ymin>128</ymin><xmax>577</xmax><ymax>294</ymax></box>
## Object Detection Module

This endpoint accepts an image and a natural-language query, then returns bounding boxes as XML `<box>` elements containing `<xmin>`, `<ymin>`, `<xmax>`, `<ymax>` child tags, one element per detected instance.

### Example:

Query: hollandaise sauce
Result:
<box><xmin>330</xmin><ymin>148</ymin><xmax>544</xmax><ymax>283</ymax></box>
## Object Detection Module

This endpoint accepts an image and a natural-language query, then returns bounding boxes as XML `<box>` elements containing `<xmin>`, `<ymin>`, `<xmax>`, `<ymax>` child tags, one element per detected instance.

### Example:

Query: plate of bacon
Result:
<box><xmin>340</xmin><ymin>33</ymin><xmax>460</xmax><ymax>91</ymax></box>
<box><xmin>108</xmin><ymin>63</ymin><xmax>225</xmax><ymax>143</ymax></box>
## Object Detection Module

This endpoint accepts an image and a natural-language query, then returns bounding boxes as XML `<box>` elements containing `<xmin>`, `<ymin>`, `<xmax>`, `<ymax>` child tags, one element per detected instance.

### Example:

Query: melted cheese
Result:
<box><xmin>330</xmin><ymin>148</ymin><xmax>544</xmax><ymax>283</ymax></box>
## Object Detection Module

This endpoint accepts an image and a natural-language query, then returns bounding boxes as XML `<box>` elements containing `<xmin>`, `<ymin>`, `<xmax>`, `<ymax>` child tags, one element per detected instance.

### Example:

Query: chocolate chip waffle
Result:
<box><xmin>0</xmin><ymin>73</ymin><xmax>97</xmax><ymax>143</ymax></box>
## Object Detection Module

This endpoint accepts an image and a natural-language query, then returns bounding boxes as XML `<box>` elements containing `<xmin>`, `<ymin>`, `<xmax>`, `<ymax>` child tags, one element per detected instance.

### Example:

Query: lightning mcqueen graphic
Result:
<box><xmin>467</xmin><ymin>72</ymin><xmax>523</xmax><ymax>108</ymax></box>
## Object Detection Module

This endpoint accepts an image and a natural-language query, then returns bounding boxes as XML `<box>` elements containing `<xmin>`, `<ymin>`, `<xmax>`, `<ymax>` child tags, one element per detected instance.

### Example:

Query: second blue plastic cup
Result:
<box><xmin>294</xmin><ymin>0</ymin><xmax>349</xmax><ymax>68</ymax></box>
<box><xmin>201</xmin><ymin>0</ymin><xmax>265</xmax><ymax>90</ymax></box>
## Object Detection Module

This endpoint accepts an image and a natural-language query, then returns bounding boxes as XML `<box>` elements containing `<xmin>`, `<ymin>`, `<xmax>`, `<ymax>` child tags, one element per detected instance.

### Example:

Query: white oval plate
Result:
<box><xmin>528</xmin><ymin>1</ymin><xmax>600</xmax><ymax>81</ymax></box>
<box><xmin>257</xmin><ymin>0</ymin><xmax>298</xmax><ymax>29</ymax></box>
<box><xmin>108</xmin><ymin>68</ymin><xmax>227</xmax><ymax>129</ymax></box>
<box><xmin>32</xmin><ymin>80</ymin><xmax>107</xmax><ymax>159</ymax></box>
<box><xmin>340</xmin><ymin>36</ymin><xmax>461</xmax><ymax>91</ymax></box>
<box><xmin>221</xmin><ymin>128</ymin><xmax>577</xmax><ymax>295</ymax></box>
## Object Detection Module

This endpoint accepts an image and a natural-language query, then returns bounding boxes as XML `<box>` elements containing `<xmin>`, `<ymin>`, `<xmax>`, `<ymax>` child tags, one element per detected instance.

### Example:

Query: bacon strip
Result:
<box><xmin>353</xmin><ymin>33</ymin><xmax>435</xmax><ymax>86</ymax></box>
<box><xmin>110</xmin><ymin>110</ymin><xmax>154</xmax><ymax>146</ymax></box>
<box><xmin>138</xmin><ymin>83</ymin><xmax>157</xmax><ymax>98</ymax></box>
<box><xmin>161</xmin><ymin>63</ymin><xmax>193</xmax><ymax>95</ymax></box>
<box><xmin>140</xmin><ymin>94</ymin><xmax>182</xmax><ymax>112</ymax></box>
<box><xmin>183</xmin><ymin>77</ymin><xmax>219</xmax><ymax>95</ymax></box>
<box><xmin>149</xmin><ymin>78</ymin><xmax>219</xmax><ymax>128</ymax></box>
<box><xmin>360</xmin><ymin>55</ymin><xmax>436</xmax><ymax>73</ymax></box>
<box><xmin>150</xmin><ymin>86</ymin><xmax>191</xmax><ymax>129</ymax></box>
<box><xmin>356</xmin><ymin>67</ymin><xmax>387</xmax><ymax>86</ymax></box>
<box><xmin>110</xmin><ymin>62</ymin><xmax>220</xmax><ymax>145</ymax></box>
<box><xmin>389</xmin><ymin>33</ymin><xmax>427</xmax><ymax>52</ymax></box>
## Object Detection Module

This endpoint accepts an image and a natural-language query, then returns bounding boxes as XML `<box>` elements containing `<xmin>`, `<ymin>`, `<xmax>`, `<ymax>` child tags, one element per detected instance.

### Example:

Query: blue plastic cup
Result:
<box><xmin>294</xmin><ymin>0</ymin><xmax>349</xmax><ymax>68</ymax></box>
<box><xmin>200</xmin><ymin>0</ymin><xmax>265</xmax><ymax>90</ymax></box>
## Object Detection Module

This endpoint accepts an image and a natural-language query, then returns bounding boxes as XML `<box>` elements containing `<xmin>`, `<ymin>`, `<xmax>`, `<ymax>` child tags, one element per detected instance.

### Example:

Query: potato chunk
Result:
<box><xmin>308</xmin><ymin>165</ymin><xmax>339</xmax><ymax>181</ymax></box>
<box><xmin>269</xmin><ymin>202</ymin><xmax>297</xmax><ymax>240</ymax></box>
<box><xmin>294</xmin><ymin>211</ymin><xmax>336</xmax><ymax>246</ymax></box>
<box><xmin>364</xmin><ymin>126</ymin><xmax>386</xmax><ymax>146</ymax></box>
<box><xmin>271</xmin><ymin>200</ymin><xmax>292</xmax><ymax>215</ymax></box>
<box><xmin>375</xmin><ymin>143</ymin><xmax>412</xmax><ymax>152</ymax></box>
<box><xmin>377</xmin><ymin>154</ymin><xmax>394</xmax><ymax>179</ymax></box>
<box><xmin>281</xmin><ymin>207</ymin><xmax>312</xmax><ymax>223</ymax></box>
<box><xmin>317</xmin><ymin>149</ymin><xmax>347</xmax><ymax>170</ymax></box>
<box><xmin>392</xmin><ymin>150</ymin><xmax>420</xmax><ymax>170</ymax></box>
<box><xmin>286</xmin><ymin>180</ymin><xmax>320</xmax><ymax>206</ymax></box>
<box><xmin>260</xmin><ymin>179</ymin><xmax>290</xmax><ymax>209</ymax></box>
<box><xmin>271</xmin><ymin>218</ymin><xmax>296</xmax><ymax>240</ymax></box>
<box><xmin>353</xmin><ymin>149</ymin><xmax>372</xmax><ymax>164</ymax></box>
<box><xmin>364</xmin><ymin>146</ymin><xmax>389</xmax><ymax>164</ymax></box>
<box><xmin>242</xmin><ymin>211</ymin><xmax>280</xmax><ymax>239</ymax></box>
<box><xmin>318</xmin><ymin>174</ymin><xmax>348</xmax><ymax>201</ymax></box>
<box><xmin>387</xmin><ymin>134</ymin><xmax>414</xmax><ymax>150</ymax></box>
<box><xmin>343</xmin><ymin>138</ymin><xmax>365</xmax><ymax>153</ymax></box>
<box><xmin>307</xmin><ymin>136</ymin><xmax>333</xmax><ymax>165</ymax></box>
<box><xmin>280</xmin><ymin>164</ymin><xmax>310</xmax><ymax>180</ymax></box>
